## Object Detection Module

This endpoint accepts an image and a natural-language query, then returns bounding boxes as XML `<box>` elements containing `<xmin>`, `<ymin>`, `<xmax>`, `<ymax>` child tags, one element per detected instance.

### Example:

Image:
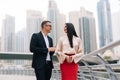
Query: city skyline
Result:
<box><xmin>1</xmin><ymin>15</ymin><xmax>15</xmax><ymax>52</ymax></box>
<box><xmin>97</xmin><ymin>0</ymin><xmax>113</xmax><ymax>47</ymax></box>
<box><xmin>0</xmin><ymin>0</ymin><xmax>120</xmax><ymax>54</ymax></box>
<box><xmin>0</xmin><ymin>0</ymin><xmax>119</xmax><ymax>36</ymax></box>
<box><xmin>79</xmin><ymin>7</ymin><xmax>97</xmax><ymax>54</ymax></box>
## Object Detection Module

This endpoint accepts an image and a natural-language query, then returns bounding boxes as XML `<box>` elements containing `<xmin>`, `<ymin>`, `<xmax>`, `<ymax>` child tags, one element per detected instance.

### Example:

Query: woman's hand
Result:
<box><xmin>69</xmin><ymin>56</ymin><xmax>73</xmax><ymax>63</ymax></box>
<box><xmin>66</xmin><ymin>56</ymin><xmax>73</xmax><ymax>63</ymax></box>
<box><xmin>66</xmin><ymin>56</ymin><xmax>70</xmax><ymax>63</ymax></box>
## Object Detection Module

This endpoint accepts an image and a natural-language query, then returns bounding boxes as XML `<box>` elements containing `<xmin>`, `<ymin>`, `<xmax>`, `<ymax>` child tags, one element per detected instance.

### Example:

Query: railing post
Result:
<box><xmin>78</xmin><ymin>65</ymin><xmax>86</xmax><ymax>80</ymax></box>
<box><xmin>80</xmin><ymin>60</ymin><xmax>96</xmax><ymax>80</ymax></box>
<box><xmin>56</xmin><ymin>69</ymin><xmax>60</xmax><ymax>80</ymax></box>
<box><xmin>96</xmin><ymin>54</ymin><xmax>118</xmax><ymax>80</ymax></box>
<box><xmin>51</xmin><ymin>69</ymin><xmax>55</xmax><ymax>80</ymax></box>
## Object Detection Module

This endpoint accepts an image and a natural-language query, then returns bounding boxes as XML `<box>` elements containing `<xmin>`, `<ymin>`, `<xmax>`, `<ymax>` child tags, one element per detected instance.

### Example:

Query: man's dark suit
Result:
<box><xmin>30</xmin><ymin>31</ymin><xmax>54</xmax><ymax>80</ymax></box>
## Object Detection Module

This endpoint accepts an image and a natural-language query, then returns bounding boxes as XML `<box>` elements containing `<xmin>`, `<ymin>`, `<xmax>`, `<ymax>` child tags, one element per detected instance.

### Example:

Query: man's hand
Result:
<box><xmin>48</xmin><ymin>47</ymin><xmax>56</xmax><ymax>52</ymax></box>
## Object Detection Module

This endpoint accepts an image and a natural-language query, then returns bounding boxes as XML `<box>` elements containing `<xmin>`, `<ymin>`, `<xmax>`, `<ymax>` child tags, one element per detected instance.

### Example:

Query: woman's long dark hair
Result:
<box><xmin>65</xmin><ymin>23</ymin><xmax>78</xmax><ymax>48</ymax></box>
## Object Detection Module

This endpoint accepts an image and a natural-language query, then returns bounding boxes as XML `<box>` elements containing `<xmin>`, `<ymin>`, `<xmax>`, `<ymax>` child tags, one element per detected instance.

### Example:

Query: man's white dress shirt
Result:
<box><xmin>42</xmin><ymin>32</ymin><xmax>51</xmax><ymax>61</ymax></box>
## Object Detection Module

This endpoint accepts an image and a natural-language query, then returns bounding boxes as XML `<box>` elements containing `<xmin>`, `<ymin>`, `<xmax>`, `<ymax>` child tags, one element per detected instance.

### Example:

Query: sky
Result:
<box><xmin>0</xmin><ymin>0</ymin><xmax>120</xmax><ymax>36</ymax></box>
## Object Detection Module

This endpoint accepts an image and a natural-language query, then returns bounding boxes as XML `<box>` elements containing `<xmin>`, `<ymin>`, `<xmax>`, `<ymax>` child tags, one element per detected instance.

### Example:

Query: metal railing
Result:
<box><xmin>52</xmin><ymin>40</ymin><xmax>120</xmax><ymax>80</ymax></box>
<box><xmin>0</xmin><ymin>52</ymin><xmax>57</xmax><ymax>76</ymax></box>
<box><xmin>0</xmin><ymin>40</ymin><xmax>120</xmax><ymax>80</ymax></box>
<box><xmin>0</xmin><ymin>52</ymin><xmax>57</xmax><ymax>80</ymax></box>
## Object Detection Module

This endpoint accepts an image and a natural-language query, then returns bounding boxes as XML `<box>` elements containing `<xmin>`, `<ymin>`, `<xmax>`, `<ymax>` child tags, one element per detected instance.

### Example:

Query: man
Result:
<box><xmin>30</xmin><ymin>20</ymin><xmax>55</xmax><ymax>80</ymax></box>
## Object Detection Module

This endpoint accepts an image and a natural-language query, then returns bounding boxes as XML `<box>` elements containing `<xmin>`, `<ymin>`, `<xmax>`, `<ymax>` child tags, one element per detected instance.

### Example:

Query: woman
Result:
<box><xmin>55</xmin><ymin>23</ymin><xmax>84</xmax><ymax>80</ymax></box>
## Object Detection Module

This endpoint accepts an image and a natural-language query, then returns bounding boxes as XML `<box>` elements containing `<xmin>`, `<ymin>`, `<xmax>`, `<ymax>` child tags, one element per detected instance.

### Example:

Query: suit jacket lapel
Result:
<box><xmin>39</xmin><ymin>32</ymin><xmax>47</xmax><ymax>48</ymax></box>
<box><xmin>47</xmin><ymin>36</ymin><xmax>51</xmax><ymax>47</ymax></box>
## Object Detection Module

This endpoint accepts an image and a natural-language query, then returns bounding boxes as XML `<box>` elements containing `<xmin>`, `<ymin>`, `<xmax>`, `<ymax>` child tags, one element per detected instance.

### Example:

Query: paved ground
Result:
<box><xmin>0</xmin><ymin>75</ymin><xmax>36</xmax><ymax>80</ymax></box>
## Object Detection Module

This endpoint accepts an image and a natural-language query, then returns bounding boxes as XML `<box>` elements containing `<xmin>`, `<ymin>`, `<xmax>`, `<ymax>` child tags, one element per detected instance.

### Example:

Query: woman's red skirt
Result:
<box><xmin>60</xmin><ymin>54</ymin><xmax>78</xmax><ymax>80</ymax></box>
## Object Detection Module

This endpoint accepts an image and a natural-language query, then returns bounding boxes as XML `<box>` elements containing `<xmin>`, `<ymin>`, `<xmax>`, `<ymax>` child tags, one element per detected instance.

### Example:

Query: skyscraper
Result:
<box><xmin>79</xmin><ymin>7</ymin><xmax>97</xmax><ymax>54</ymax></box>
<box><xmin>112</xmin><ymin>10</ymin><xmax>120</xmax><ymax>42</ymax></box>
<box><xmin>1</xmin><ymin>15</ymin><xmax>15</xmax><ymax>52</ymax></box>
<box><xmin>15</xmin><ymin>29</ymin><xmax>26</xmax><ymax>52</ymax></box>
<box><xmin>26</xmin><ymin>10</ymin><xmax>43</xmax><ymax>52</ymax></box>
<box><xmin>69</xmin><ymin>11</ymin><xmax>80</xmax><ymax>35</ymax></box>
<box><xmin>112</xmin><ymin>10</ymin><xmax>120</xmax><ymax>57</ymax></box>
<box><xmin>47</xmin><ymin>0</ymin><xmax>60</xmax><ymax>45</ymax></box>
<box><xmin>97</xmin><ymin>0</ymin><xmax>113</xmax><ymax>47</ymax></box>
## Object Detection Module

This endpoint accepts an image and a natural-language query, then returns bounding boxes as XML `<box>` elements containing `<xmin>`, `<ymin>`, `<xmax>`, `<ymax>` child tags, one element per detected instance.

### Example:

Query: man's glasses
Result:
<box><xmin>45</xmin><ymin>24</ymin><xmax>52</xmax><ymax>27</ymax></box>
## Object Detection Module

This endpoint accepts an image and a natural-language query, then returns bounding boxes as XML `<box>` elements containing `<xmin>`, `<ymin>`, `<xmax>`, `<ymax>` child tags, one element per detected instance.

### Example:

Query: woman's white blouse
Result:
<box><xmin>55</xmin><ymin>35</ymin><xmax>84</xmax><ymax>64</ymax></box>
